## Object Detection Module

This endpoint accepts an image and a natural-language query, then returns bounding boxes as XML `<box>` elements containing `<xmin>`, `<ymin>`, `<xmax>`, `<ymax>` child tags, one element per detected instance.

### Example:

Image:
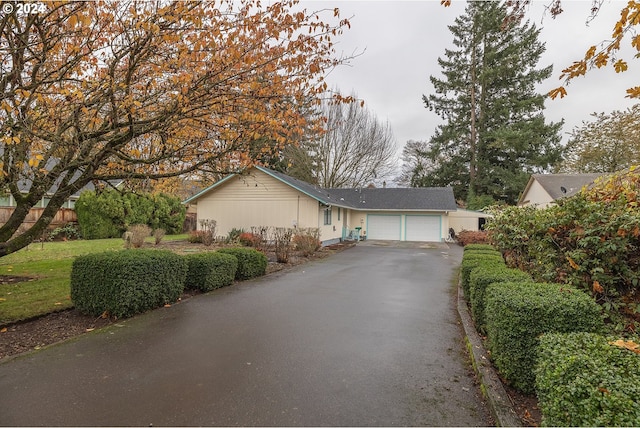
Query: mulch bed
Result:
<box><xmin>505</xmin><ymin>384</ymin><xmax>542</xmax><ymax>426</ymax></box>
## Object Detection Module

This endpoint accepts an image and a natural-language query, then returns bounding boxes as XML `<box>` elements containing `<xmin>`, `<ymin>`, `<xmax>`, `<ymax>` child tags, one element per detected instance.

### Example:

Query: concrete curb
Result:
<box><xmin>457</xmin><ymin>283</ymin><xmax>522</xmax><ymax>427</ymax></box>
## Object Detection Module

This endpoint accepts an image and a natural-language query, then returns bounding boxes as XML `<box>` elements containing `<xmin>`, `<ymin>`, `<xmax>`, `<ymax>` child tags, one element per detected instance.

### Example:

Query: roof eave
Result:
<box><xmin>255</xmin><ymin>166</ymin><xmax>335</xmax><ymax>205</ymax></box>
<box><xmin>517</xmin><ymin>175</ymin><xmax>537</xmax><ymax>206</ymax></box>
<box><xmin>182</xmin><ymin>173</ymin><xmax>237</xmax><ymax>204</ymax></box>
<box><xmin>347</xmin><ymin>207</ymin><xmax>457</xmax><ymax>212</ymax></box>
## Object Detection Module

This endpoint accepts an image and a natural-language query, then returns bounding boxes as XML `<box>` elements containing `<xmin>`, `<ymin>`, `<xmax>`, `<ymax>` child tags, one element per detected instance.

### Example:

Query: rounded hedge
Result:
<box><xmin>485</xmin><ymin>281</ymin><xmax>604</xmax><ymax>393</ymax></box>
<box><xmin>217</xmin><ymin>247</ymin><xmax>268</xmax><ymax>280</ymax></box>
<box><xmin>71</xmin><ymin>250</ymin><xmax>187</xmax><ymax>318</ymax></box>
<box><xmin>460</xmin><ymin>253</ymin><xmax>505</xmax><ymax>297</ymax></box>
<box><xmin>468</xmin><ymin>265</ymin><xmax>531</xmax><ymax>333</ymax></box>
<box><xmin>536</xmin><ymin>332</ymin><xmax>640</xmax><ymax>427</ymax></box>
<box><xmin>184</xmin><ymin>252</ymin><xmax>238</xmax><ymax>291</ymax></box>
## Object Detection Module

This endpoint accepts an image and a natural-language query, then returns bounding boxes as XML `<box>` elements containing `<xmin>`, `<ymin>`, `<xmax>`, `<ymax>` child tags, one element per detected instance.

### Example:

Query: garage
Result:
<box><xmin>367</xmin><ymin>215</ymin><xmax>401</xmax><ymax>240</ymax></box>
<box><xmin>405</xmin><ymin>215</ymin><xmax>441</xmax><ymax>242</ymax></box>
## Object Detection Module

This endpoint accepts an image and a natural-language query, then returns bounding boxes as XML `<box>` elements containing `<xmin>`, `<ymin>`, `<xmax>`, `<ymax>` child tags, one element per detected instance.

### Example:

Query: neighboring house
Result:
<box><xmin>183</xmin><ymin>166</ymin><xmax>460</xmax><ymax>244</ymax></box>
<box><xmin>448</xmin><ymin>208</ymin><xmax>491</xmax><ymax>234</ymax></box>
<box><xmin>517</xmin><ymin>173</ymin><xmax>603</xmax><ymax>208</ymax></box>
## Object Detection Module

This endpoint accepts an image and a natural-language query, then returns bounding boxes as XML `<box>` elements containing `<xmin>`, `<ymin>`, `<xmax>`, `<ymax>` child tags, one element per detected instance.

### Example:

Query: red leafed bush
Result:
<box><xmin>238</xmin><ymin>232</ymin><xmax>262</xmax><ymax>247</ymax></box>
<box><xmin>456</xmin><ymin>230</ymin><xmax>489</xmax><ymax>246</ymax></box>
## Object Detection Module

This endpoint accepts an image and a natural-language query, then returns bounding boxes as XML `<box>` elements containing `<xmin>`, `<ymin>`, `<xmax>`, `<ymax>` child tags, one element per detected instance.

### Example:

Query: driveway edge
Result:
<box><xmin>457</xmin><ymin>282</ymin><xmax>522</xmax><ymax>427</ymax></box>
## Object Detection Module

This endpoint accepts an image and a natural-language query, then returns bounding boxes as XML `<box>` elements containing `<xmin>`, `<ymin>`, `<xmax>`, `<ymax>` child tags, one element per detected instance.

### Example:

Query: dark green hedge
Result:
<box><xmin>217</xmin><ymin>247</ymin><xmax>268</xmax><ymax>280</ymax></box>
<box><xmin>71</xmin><ymin>250</ymin><xmax>187</xmax><ymax>318</ymax></box>
<box><xmin>468</xmin><ymin>265</ymin><xmax>531</xmax><ymax>333</ymax></box>
<box><xmin>485</xmin><ymin>281</ymin><xmax>604</xmax><ymax>393</ymax></box>
<box><xmin>76</xmin><ymin>190</ymin><xmax>186</xmax><ymax>239</ymax></box>
<box><xmin>460</xmin><ymin>253</ymin><xmax>505</xmax><ymax>297</ymax></box>
<box><xmin>184</xmin><ymin>252</ymin><xmax>238</xmax><ymax>291</ymax></box>
<box><xmin>536</xmin><ymin>332</ymin><xmax>640</xmax><ymax>427</ymax></box>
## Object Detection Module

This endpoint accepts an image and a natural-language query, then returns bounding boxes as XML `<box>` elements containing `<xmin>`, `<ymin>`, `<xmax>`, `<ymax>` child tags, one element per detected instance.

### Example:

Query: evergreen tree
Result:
<box><xmin>416</xmin><ymin>1</ymin><xmax>563</xmax><ymax>205</ymax></box>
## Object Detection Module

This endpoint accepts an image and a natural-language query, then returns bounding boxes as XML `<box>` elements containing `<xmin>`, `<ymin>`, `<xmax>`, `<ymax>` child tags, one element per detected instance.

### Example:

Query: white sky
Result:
<box><xmin>303</xmin><ymin>0</ymin><xmax>638</xmax><ymax>171</ymax></box>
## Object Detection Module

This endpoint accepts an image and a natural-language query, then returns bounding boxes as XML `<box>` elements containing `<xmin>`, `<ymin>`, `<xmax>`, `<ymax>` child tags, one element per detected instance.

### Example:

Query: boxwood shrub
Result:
<box><xmin>484</xmin><ymin>281</ymin><xmax>604</xmax><ymax>393</ymax></box>
<box><xmin>468</xmin><ymin>265</ymin><xmax>531</xmax><ymax>333</ymax></box>
<box><xmin>184</xmin><ymin>252</ymin><xmax>238</xmax><ymax>291</ymax></box>
<box><xmin>217</xmin><ymin>247</ymin><xmax>268</xmax><ymax>280</ymax></box>
<box><xmin>460</xmin><ymin>253</ymin><xmax>505</xmax><ymax>297</ymax></box>
<box><xmin>71</xmin><ymin>250</ymin><xmax>187</xmax><ymax>318</ymax></box>
<box><xmin>536</xmin><ymin>332</ymin><xmax>640</xmax><ymax>427</ymax></box>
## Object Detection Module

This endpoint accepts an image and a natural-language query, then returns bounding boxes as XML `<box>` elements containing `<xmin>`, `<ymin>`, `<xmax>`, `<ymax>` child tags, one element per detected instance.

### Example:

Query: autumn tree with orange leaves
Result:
<box><xmin>0</xmin><ymin>0</ymin><xmax>352</xmax><ymax>256</ymax></box>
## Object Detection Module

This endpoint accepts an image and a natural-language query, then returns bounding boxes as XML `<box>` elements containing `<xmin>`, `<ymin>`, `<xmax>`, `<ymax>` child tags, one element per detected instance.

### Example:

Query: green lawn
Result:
<box><xmin>0</xmin><ymin>235</ymin><xmax>189</xmax><ymax>324</ymax></box>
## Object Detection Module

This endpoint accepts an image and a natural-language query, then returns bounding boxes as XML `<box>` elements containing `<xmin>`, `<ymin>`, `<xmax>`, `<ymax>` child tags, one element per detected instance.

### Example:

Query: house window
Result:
<box><xmin>338</xmin><ymin>207</ymin><xmax>341</xmax><ymax>221</ymax></box>
<box><xmin>324</xmin><ymin>207</ymin><xmax>332</xmax><ymax>225</ymax></box>
<box><xmin>0</xmin><ymin>194</ymin><xmax>10</xmax><ymax>207</ymax></box>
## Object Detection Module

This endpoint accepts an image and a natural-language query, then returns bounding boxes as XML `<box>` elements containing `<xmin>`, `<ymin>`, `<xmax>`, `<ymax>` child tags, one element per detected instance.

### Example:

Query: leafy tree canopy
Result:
<box><xmin>0</xmin><ymin>0</ymin><xmax>352</xmax><ymax>256</ymax></box>
<box><xmin>559</xmin><ymin>104</ymin><xmax>640</xmax><ymax>173</ymax></box>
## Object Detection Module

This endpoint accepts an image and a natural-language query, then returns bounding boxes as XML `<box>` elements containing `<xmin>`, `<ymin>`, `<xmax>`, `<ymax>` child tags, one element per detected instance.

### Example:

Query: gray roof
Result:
<box><xmin>533</xmin><ymin>174</ymin><xmax>603</xmax><ymax>200</ymax></box>
<box><xmin>10</xmin><ymin>155</ymin><xmax>122</xmax><ymax>199</ymax></box>
<box><xmin>185</xmin><ymin>166</ymin><xmax>457</xmax><ymax>212</ymax></box>
<box><xmin>327</xmin><ymin>187</ymin><xmax>458</xmax><ymax>211</ymax></box>
<box><xmin>16</xmin><ymin>176</ymin><xmax>122</xmax><ymax>199</ymax></box>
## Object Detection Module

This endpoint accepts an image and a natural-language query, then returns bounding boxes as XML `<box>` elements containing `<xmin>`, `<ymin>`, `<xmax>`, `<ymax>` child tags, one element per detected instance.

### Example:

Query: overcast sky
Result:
<box><xmin>303</xmin><ymin>0</ymin><xmax>638</xmax><ymax>171</ymax></box>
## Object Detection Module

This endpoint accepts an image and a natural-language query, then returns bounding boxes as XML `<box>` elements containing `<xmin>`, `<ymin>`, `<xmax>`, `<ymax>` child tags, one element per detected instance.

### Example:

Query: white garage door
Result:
<box><xmin>405</xmin><ymin>215</ymin><xmax>441</xmax><ymax>242</ymax></box>
<box><xmin>367</xmin><ymin>215</ymin><xmax>401</xmax><ymax>240</ymax></box>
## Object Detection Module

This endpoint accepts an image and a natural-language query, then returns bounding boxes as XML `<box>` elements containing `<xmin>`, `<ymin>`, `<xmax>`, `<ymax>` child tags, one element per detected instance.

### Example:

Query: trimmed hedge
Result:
<box><xmin>184</xmin><ymin>252</ymin><xmax>238</xmax><ymax>291</ymax></box>
<box><xmin>536</xmin><ymin>332</ymin><xmax>640</xmax><ymax>427</ymax></box>
<box><xmin>464</xmin><ymin>243</ymin><xmax>499</xmax><ymax>253</ymax></box>
<box><xmin>485</xmin><ymin>281</ymin><xmax>604</xmax><ymax>393</ymax></box>
<box><xmin>468</xmin><ymin>265</ymin><xmax>531</xmax><ymax>333</ymax></box>
<box><xmin>217</xmin><ymin>247</ymin><xmax>268</xmax><ymax>280</ymax></box>
<box><xmin>71</xmin><ymin>250</ymin><xmax>187</xmax><ymax>318</ymax></box>
<box><xmin>460</xmin><ymin>252</ymin><xmax>505</xmax><ymax>297</ymax></box>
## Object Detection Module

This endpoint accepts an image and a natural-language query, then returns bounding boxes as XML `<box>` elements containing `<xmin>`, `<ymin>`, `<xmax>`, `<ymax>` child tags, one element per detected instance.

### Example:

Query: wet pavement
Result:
<box><xmin>0</xmin><ymin>243</ymin><xmax>492</xmax><ymax>426</ymax></box>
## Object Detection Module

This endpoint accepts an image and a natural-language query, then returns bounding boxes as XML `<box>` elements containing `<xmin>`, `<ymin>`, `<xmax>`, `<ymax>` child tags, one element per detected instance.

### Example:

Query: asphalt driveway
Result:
<box><xmin>0</xmin><ymin>244</ymin><xmax>491</xmax><ymax>426</ymax></box>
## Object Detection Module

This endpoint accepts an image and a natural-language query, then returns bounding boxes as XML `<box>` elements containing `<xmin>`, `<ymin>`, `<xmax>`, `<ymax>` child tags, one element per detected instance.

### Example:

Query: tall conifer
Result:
<box><xmin>417</xmin><ymin>1</ymin><xmax>563</xmax><ymax>206</ymax></box>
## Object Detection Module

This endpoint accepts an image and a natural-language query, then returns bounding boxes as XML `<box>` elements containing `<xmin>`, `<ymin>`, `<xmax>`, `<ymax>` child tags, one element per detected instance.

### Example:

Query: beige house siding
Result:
<box><xmin>195</xmin><ymin>169</ymin><xmax>320</xmax><ymax>237</ymax></box>
<box><xmin>187</xmin><ymin>167</ymin><xmax>457</xmax><ymax>244</ymax></box>
<box><xmin>519</xmin><ymin>180</ymin><xmax>553</xmax><ymax>208</ymax></box>
<box><xmin>317</xmin><ymin>206</ymin><xmax>347</xmax><ymax>243</ymax></box>
<box><xmin>449</xmin><ymin>209</ymin><xmax>491</xmax><ymax>233</ymax></box>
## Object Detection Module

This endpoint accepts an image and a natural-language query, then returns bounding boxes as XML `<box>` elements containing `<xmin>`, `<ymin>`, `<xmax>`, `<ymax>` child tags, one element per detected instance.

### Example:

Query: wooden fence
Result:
<box><xmin>0</xmin><ymin>207</ymin><xmax>77</xmax><ymax>232</ymax></box>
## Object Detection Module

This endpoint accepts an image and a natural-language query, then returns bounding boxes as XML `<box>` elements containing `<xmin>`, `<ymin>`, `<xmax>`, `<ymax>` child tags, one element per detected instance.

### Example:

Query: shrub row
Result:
<box><xmin>485</xmin><ymin>281</ymin><xmax>604</xmax><ymax>394</ymax></box>
<box><xmin>536</xmin><ymin>332</ymin><xmax>640</xmax><ymax>427</ymax></box>
<box><xmin>486</xmin><ymin>168</ymin><xmax>640</xmax><ymax>318</ymax></box>
<box><xmin>461</xmin><ymin>247</ymin><xmax>605</xmax><ymax>398</ymax></box>
<box><xmin>71</xmin><ymin>247</ymin><xmax>267</xmax><ymax>318</ymax></box>
<box><xmin>468</xmin><ymin>264</ymin><xmax>531</xmax><ymax>334</ymax></box>
<box><xmin>71</xmin><ymin>250</ymin><xmax>187</xmax><ymax>318</ymax></box>
<box><xmin>460</xmin><ymin>250</ymin><xmax>505</xmax><ymax>297</ymax></box>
